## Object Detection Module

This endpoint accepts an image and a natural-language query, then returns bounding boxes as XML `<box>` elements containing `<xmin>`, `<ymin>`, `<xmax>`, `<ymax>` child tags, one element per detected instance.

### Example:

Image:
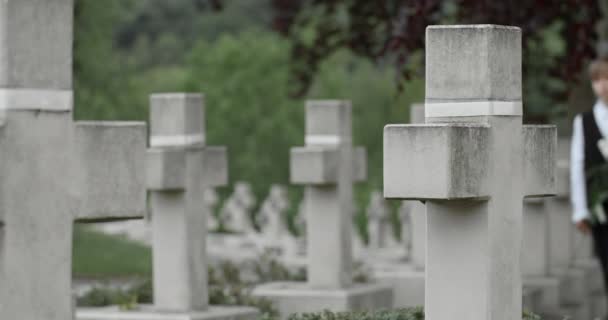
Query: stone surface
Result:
<box><xmin>0</xmin><ymin>0</ymin><xmax>73</xmax><ymax>89</ymax></box>
<box><xmin>384</xmin><ymin>123</ymin><xmax>490</xmax><ymax>200</ymax></box>
<box><xmin>383</xmin><ymin>25</ymin><xmax>556</xmax><ymax>320</ymax></box>
<box><xmin>252</xmin><ymin>282</ymin><xmax>393</xmax><ymax>320</ymax></box>
<box><xmin>425</xmin><ymin>25</ymin><xmax>521</xmax><ymax>102</ymax></box>
<box><xmin>72</xmin><ymin>122</ymin><xmax>147</xmax><ymax>220</ymax></box>
<box><xmin>409</xmin><ymin>200</ymin><xmax>426</xmax><ymax>270</ymax></box>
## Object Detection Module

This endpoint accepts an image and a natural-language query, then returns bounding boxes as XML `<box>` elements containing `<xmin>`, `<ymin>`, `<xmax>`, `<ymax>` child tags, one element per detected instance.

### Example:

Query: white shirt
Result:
<box><xmin>571</xmin><ymin>100</ymin><xmax>608</xmax><ymax>222</ymax></box>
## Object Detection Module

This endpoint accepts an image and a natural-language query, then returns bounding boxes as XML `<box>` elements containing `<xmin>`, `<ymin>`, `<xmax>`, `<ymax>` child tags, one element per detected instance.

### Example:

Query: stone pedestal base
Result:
<box><xmin>252</xmin><ymin>282</ymin><xmax>393</xmax><ymax>320</ymax></box>
<box><xmin>76</xmin><ymin>305</ymin><xmax>259</xmax><ymax>320</ymax></box>
<box><xmin>524</xmin><ymin>276</ymin><xmax>561</xmax><ymax>313</ymax></box>
<box><xmin>372</xmin><ymin>264</ymin><xmax>424</xmax><ymax>308</ymax></box>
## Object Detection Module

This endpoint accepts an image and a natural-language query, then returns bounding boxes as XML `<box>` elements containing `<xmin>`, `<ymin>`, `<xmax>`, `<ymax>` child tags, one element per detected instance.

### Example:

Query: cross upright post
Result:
<box><xmin>384</xmin><ymin>25</ymin><xmax>556</xmax><ymax>319</ymax></box>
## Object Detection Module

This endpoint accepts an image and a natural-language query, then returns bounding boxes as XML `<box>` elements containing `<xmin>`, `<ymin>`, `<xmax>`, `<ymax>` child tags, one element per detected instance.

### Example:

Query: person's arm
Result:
<box><xmin>571</xmin><ymin>115</ymin><xmax>590</xmax><ymax>232</ymax></box>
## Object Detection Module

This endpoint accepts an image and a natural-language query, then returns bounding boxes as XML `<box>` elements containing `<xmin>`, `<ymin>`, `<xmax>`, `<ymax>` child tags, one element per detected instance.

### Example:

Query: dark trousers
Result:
<box><xmin>591</xmin><ymin>223</ymin><xmax>608</xmax><ymax>292</ymax></box>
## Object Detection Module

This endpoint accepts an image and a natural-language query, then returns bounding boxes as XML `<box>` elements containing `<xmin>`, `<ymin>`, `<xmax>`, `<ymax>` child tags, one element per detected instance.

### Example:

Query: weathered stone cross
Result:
<box><xmin>0</xmin><ymin>1</ymin><xmax>147</xmax><ymax>319</ymax></box>
<box><xmin>290</xmin><ymin>100</ymin><xmax>366</xmax><ymax>288</ymax></box>
<box><xmin>384</xmin><ymin>25</ymin><xmax>556</xmax><ymax>319</ymax></box>
<box><xmin>146</xmin><ymin>93</ymin><xmax>228</xmax><ymax>311</ymax></box>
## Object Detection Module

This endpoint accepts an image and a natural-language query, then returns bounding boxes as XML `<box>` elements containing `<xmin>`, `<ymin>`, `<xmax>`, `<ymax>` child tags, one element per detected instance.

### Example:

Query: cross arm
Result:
<box><xmin>523</xmin><ymin>125</ymin><xmax>556</xmax><ymax>198</ymax></box>
<box><xmin>290</xmin><ymin>145</ymin><xmax>366</xmax><ymax>185</ymax></box>
<box><xmin>146</xmin><ymin>148</ymin><xmax>186</xmax><ymax>191</ymax></box>
<box><xmin>72</xmin><ymin>122</ymin><xmax>147</xmax><ymax>222</ymax></box>
<box><xmin>383</xmin><ymin>123</ymin><xmax>490</xmax><ymax>200</ymax></box>
<box><xmin>290</xmin><ymin>146</ymin><xmax>338</xmax><ymax>185</ymax></box>
<box><xmin>203</xmin><ymin>146</ymin><xmax>228</xmax><ymax>187</ymax></box>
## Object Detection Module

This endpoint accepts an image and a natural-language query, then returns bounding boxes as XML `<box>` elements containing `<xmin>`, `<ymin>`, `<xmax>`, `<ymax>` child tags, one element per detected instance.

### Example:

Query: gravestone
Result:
<box><xmin>367</xmin><ymin>190</ymin><xmax>395</xmax><ymax>250</ymax></box>
<box><xmin>222</xmin><ymin>181</ymin><xmax>257</xmax><ymax>234</ymax></box>
<box><xmin>0</xmin><ymin>1</ymin><xmax>148</xmax><ymax>319</ymax></box>
<box><xmin>77</xmin><ymin>93</ymin><xmax>258</xmax><ymax>320</ymax></box>
<box><xmin>253</xmin><ymin>100</ymin><xmax>392</xmax><ymax>319</ymax></box>
<box><xmin>384</xmin><ymin>25</ymin><xmax>556</xmax><ymax>320</ymax></box>
<box><xmin>373</xmin><ymin>104</ymin><xmax>426</xmax><ymax>308</ymax></box>
<box><xmin>258</xmin><ymin>184</ymin><xmax>290</xmax><ymax>249</ymax></box>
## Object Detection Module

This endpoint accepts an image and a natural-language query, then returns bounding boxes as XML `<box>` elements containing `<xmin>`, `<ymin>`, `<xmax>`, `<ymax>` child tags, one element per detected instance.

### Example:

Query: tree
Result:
<box><xmin>268</xmin><ymin>1</ymin><xmax>600</xmax><ymax>120</ymax></box>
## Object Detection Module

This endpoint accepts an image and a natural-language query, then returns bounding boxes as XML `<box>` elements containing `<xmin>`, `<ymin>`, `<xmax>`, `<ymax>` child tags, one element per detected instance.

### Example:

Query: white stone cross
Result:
<box><xmin>0</xmin><ymin>1</ymin><xmax>147</xmax><ymax>319</ymax></box>
<box><xmin>221</xmin><ymin>181</ymin><xmax>257</xmax><ymax>233</ymax></box>
<box><xmin>367</xmin><ymin>190</ymin><xmax>392</xmax><ymax>249</ymax></box>
<box><xmin>384</xmin><ymin>25</ymin><xmax>556</xmax><ymax>320</ymax></box>
<box><xmin>146</xmin><ymin>93</ymin><xmax>228</xmax><ymax>311</ymax></box>
<box><xmin>290</xmin><ymin>100</ymin><xmax>367</xmax><ymax>289</ymax></box>
<box><xmin>258</xmin><ymin>184</ymin><xmax>290</xmax><ymax>242</ymax></box>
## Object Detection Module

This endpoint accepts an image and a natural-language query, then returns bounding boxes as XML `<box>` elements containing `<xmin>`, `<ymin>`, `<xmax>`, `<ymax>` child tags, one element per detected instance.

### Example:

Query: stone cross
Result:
<box><xmin>290</xmin><ymin>100</ymin><xmax>367</xmax><ymax>289</ymax></box>
<box><xmin>0</xmin><ymin>1</ymin><xmax>147</xmax><ymax>319</ymax></box>
<box><xmin>146</xmin><ymin>93</ymin><xmax>228</xmax><ymax>311</ymax></box>
<box><xmin>384</xmin><ymin>25</ymin><xmax>556</xmax><ymax>319</ymax></box>
<box><xmin>258</xmin><ymin>184</ymin><xmax>290</xmax><ymax>242</ymax></box>
<box><xmin>367</xmin><ymin>190</ymin><xmax>392</xmax><ymax>249</ymax></box>
<box><xmin>221</xmin><ymin>181</ymin><xmax>256</xmax><ymax>233</ymax></box>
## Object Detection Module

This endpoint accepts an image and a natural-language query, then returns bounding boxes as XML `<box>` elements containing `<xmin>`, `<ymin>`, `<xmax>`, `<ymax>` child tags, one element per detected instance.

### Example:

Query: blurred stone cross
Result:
<box><xmin>290</xmin><ymin>100</ymin><xmax>367</xmax><ymax>288</ymax></box>
<box><xmin>146</xmin><ymin>93</ymin><xmax>228</xmax><ymax>311</ymax></box>
<box><xmin>0</xmin><ymin>1</ymin><xmax>147</xmax><ymax>319</ymax></box>
<box><xmin>384</xmin><ymin>25</ymin><xmax>556</xmax><ymax>320</ymax></box>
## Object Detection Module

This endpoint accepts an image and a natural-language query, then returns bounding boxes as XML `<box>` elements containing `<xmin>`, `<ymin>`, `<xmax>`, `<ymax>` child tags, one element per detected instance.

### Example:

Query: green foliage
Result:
<box><xmin>74</xmin><ymin>0</ymin><xmax>422</xmax><ymax>240</ymax></box>
<box><xmin>286</xmin><ymin>308</ymin><xmax>540</xmax><ymax>320</ymax></box>
<box><xmin>72</xmin><ymin>226</ymin><xmax>152</xmax><ymax>278</ymax></box>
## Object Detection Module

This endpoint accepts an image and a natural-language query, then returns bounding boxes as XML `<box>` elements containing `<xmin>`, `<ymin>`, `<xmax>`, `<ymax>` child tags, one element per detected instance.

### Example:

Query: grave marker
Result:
<box><xmin>384</xmin><ymin>25</ymin><xmax>556</xmax><ymax>319</ymax></box>
<box><xmin>0</xmin><ymin>1</ymin><xmax>147</xmax><ymax>319</ymax></box>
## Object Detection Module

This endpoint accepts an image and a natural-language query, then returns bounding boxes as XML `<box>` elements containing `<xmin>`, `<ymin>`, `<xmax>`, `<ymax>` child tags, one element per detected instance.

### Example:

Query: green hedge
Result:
<box><xmin>286</xmin><ymin>308</ymin><xmax>541</xmax><ymax>320</ymax></box>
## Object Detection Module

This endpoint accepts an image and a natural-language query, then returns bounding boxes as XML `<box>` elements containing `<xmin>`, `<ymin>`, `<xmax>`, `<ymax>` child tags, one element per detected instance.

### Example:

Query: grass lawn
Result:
<box><xmin>72</xmin><ymin>225</ymin><xmax>152</xmax><ymax>278</ymax></box>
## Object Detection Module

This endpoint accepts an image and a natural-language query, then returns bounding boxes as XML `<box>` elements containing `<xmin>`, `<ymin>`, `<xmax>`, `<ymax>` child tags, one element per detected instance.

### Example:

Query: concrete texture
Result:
<box><xmin>77</xmin><ymin>305</ymin><xmax>258</xmax><ymax>320</ymax></box>
<box><xmin>384</xmin><ymin>123</ymin><xmax>490</xmax><ymax>200</ymax></box>
<box><xmin>425</xmin><ymin>25</ymin><xmax>521</xmax><ymax>102</ymax></box>
<box><xmin>252</xmin><ymin>282</ymin><xmax>393</xmax><ymax>320</ymax></box>
<box><xmin>72</xmin><ymin>122</ymin><xmax>147</xmax><ymax>220</ymax></box>
<box><xmin>523</xmin><ymin>125</ymin><xmax>557</xmax><ymax>197</ymax></box>
<box><xmin>0</xmin><ymin>0</ymin><xmax>73</xmax><ymax>90</ymax></box>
